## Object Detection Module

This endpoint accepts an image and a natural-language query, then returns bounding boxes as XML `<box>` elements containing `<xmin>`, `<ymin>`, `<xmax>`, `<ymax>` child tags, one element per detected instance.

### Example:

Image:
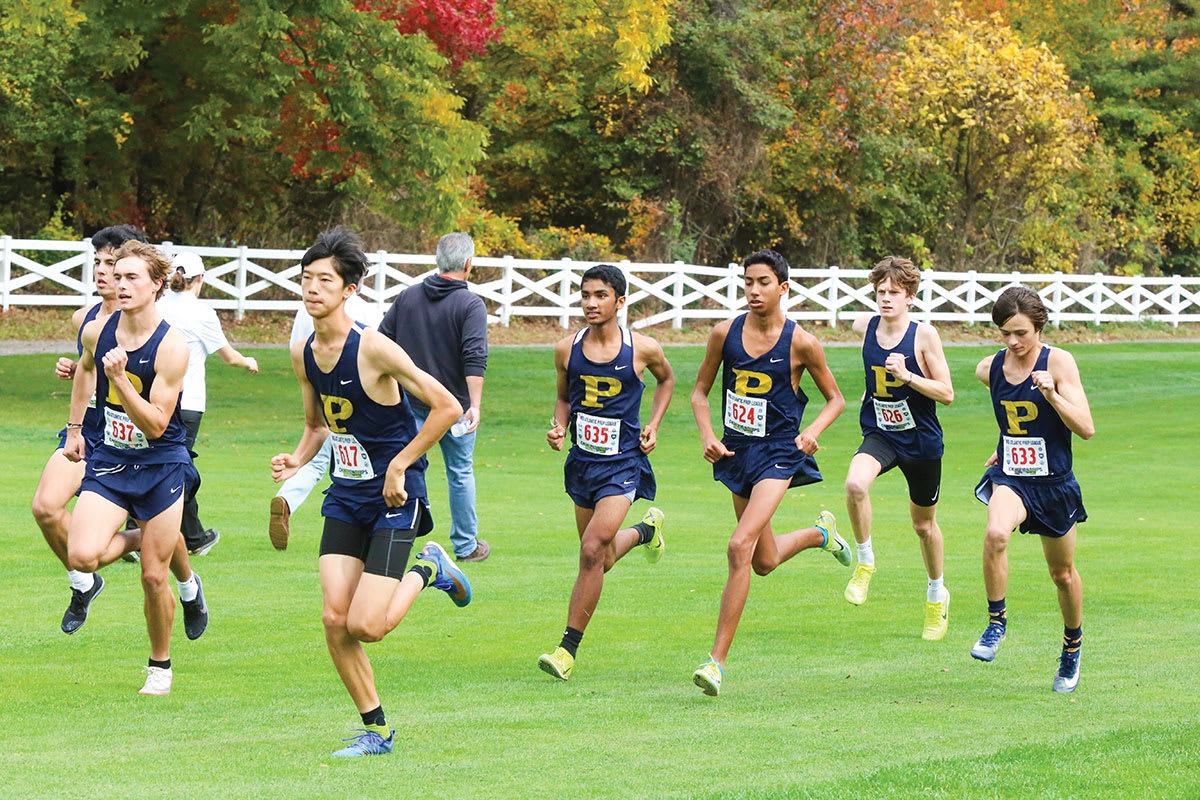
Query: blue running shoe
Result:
<box><xmin>970</xmin><ymin>622</ymin><xmax>1006</xmax><ymax>662</ymax></box>
<box><xmin>416</xmin><ymin>542</ymin><xmax>472</xmax><ymax>607</ymax></box>
<box><xmin>1053</xmin><ymin>648</ymin><xmax>1080</xmax><ymax>693</ymax></box>
<box><xmin>331</xmin><ymin>727</ymin><xmax>394</xmax><ymax>757</ymax></box>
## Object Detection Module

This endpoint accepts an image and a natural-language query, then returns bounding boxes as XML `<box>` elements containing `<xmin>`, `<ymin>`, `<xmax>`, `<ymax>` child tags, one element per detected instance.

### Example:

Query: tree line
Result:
<box><xmin>2</xmin><ymin>0</ymin><xmax>1198</xmax><ymax>275</ymax></box>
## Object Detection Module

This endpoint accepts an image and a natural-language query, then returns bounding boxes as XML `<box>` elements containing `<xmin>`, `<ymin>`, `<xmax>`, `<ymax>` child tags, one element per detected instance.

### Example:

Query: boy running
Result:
<box><xmin>690</xmin><ymin>249</ymin><xmax>849</xmax><ymax>697</ymax></box>
<box><xmin>270</xmin><ymin>228</ymin><xmax>472</xmax><ymax>756</ymax></box>
<box><xmin>537</xmin><ymin>264</ymin><xmax>674</xmax><ymax>681</ymax></box>
<box><xmin>971</xmin><ymin>286</ymin><xmax>1094</xmax><ymax>693</ymax></box>
<box><xmin>842</xmin><ymin>256</ymin><xmax>954</xmax><ymax>640</ymax></box>
<box><xmin>65</xmin><ymin>240</ymin><xmax>209</xmax><ymax>695</ymax></box>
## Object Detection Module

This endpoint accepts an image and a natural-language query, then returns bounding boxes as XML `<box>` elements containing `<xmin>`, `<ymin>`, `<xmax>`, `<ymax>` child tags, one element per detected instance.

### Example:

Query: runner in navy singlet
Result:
<box><xmin>842</xmin><ymin>256</ymin><xmax>955</xmax><ymax>642</ymax></box>
<box><xmin>688</xmin><ymin>249</ymin><xmax>849</xmax><ymax>697</ymax></box>
<box><xmin>31</xmin><ymin>225</ymin><xmax>141</xmax><ymax>635</ymax></box>
<box><xmin>270</xmin><ymin>228</ymin><xmax>472</xmax><ymax>758</ymax></box>
<box><xmin>537</xmin><ymin>264</ymin><xmax>674</xmax><ymax>682</ymax></box>
<box><xmin>969</xmin><ymin>285</ymin><xmax>1094</xmax><ymax>695</ymax></box>
<box><xmin>64</xmin><ymin>240</ymin><xmax>208</xmax><ymax>696</ymax></box>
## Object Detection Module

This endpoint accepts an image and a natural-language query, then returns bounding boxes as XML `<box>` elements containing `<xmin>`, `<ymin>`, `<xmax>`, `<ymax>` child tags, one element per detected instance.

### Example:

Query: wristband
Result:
<box><xmin>66</xmin><ymin>422</ymin><xmax>84</xmax><ymax>430</ymax></box>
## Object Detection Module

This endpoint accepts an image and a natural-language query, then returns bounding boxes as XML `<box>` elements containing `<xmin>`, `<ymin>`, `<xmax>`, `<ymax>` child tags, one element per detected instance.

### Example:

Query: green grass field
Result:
<box><xmin>1</xmin><ymin>339</ymin><xmax>1197</xmax><ymax>799</ymax></box>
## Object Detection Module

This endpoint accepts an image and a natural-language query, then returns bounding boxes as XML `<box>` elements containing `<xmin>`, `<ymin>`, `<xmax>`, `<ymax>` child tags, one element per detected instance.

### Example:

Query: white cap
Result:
<box><xmin>173</xmin><ymin>252</ymin><xmax>206</xmax><ymax>279</ymax></box>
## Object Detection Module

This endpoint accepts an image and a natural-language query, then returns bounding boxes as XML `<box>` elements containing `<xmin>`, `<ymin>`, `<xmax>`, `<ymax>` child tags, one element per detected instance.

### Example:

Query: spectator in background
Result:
<box><xmin>378</xmin><ymin>232</ymin><xmax>490</xmax><ymax>563</ymax></box>
<box><xmin>158</xmin><ymin>252</ymin><xmax>259</xmax><ymax>556</ymax></box>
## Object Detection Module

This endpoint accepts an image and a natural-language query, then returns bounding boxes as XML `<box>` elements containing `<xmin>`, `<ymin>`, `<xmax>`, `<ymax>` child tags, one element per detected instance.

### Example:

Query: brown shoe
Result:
<box><xmin>456</xmin><ymin>539</ymin><xmax>490</xmax><ymax>563</ymax></box>
<box><xmin>269</xmin><ymin>496</ymin><xmax>291</xmax><ymax>551</ymax></box>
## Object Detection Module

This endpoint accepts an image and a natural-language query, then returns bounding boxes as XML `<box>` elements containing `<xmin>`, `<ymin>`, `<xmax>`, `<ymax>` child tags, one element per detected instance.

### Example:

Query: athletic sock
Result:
<box><xmin>632</xmin><ymin>521</ymin><xmax>655</xmax><ymax>545</ymax></box>
<box><xmin>68</xmin><ymin>570</ymin><xmax>95</xmax><ymax>593</ymax></box>
<box><xmin>409</xmin><ymin>562</ymin><xmax>434</xmax><ymax>588</ymax></box>
<box><xmin>927</xmin><ymin>576</ymin><xmax>945</xmax><ymax>603</ymax></box>
<box><xmin>177</xmin><ymin>574</ymin><xmax>199</xmax><ymax>602</ymax></box>
<box><xmin>360</xmin><ymin>705</ymin><xmax>387</xmax><ymax>728</ymax></box>
<box><xmin>559</xmin><ymin>626</ymin><xmax>584</xmax><ymax>658</ymax></box>
<box><xmin>857</xmin><ymin>538</ymin><xmax>874</xmax><ymax>566</ymax></box>
<box><xmin>987</xmin><ymin>598</ymin><xmax>1007</xmax><ymax>628</ymax></box>
<box><xmin>149</xmin><ymin>657</ymin><xmax>171</xmax><ymax>670</ymax></box>
<box><xmin>1063</xmin><ymin>626</ymin><xmax>1082</xmax><ymax>653</ymax></box>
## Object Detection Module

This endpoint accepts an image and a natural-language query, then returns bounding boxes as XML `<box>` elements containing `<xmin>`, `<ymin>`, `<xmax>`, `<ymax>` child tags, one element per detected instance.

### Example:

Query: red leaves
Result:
<box><xmin>360</xmin><ymin>0</ymin><xmax>502</xmax><ymax>67</ymax></box>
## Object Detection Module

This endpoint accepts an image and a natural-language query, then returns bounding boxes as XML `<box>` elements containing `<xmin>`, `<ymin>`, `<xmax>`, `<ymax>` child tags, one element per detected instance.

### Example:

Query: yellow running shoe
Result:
<box><xmin>692</xmin><ymin>657</ymin><xmax>723</xmax><ymax>696</ymax></box>
<box><xmin>844</xmin><ymin>563</ymin><xmax>876</xmax><ymax>605</ymax></box>
<box><xmin>816</xmin><ymin>511</ymin><xmax>851</xmax><ymax>566</ymax></box>
<box><xmin>922</xmin><ymin>588</ymin><xmax>950</xmax><ymax>641</ymax></box>
<box><xmin>641</xmin><ymin>507</ymin><xmax>665</xmax><ymax>563</ymax></box>
<box><xmin>537</xmin><ymin>646</ymin><xmax>574</xmax><ymax>681</ymax></box>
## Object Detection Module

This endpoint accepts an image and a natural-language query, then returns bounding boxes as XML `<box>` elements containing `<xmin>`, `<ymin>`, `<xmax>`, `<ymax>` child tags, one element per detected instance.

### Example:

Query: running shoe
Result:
<box><xmin>537</xmin><ymin>646</ymin><xmax>574</xmax><ymax>681</ymax></box>
<box><xmin>922</xmin><ymin>589</ymin><xmax>950</xmax><ymax>641</ymax></box>
<box><xmin>269</xmin><ymin>496</ymin><xmax>291</xmax><ymax>551</ymax></box>
<box><xmin>844</xmin><ymin>563</ymin><xmax>876</xmax><ymax>605</ymax></box>
<box><xmin>1053</xmin><ymin>647</ymin><xmax>1081</xmax><ymax>693</ymax></box>
<box><xmin>692</xmin><ymin>657</ymin><xmax>723</xmax><ymax>697</ymax></box>
<box><xmin>139</xmin><ymin>665</ymin><xmax>173</xmax><ymax>696</ymax></box>
<box><xmin>61</xmin><ymin>574</ymin><xmax>105</xmax><ymax>634</ymax></box>
<box><xmin>181</xmin><ymin>573</ymin><xmax>209</xmax><ymax>640</ymax></box>
<box><xmin>641</xmin><ymin>507</ymin><xmax>665</xmax><ymax>564</ymax></box>
<box><xmin>816</xmin><ymin>511</ymin><xmax>851</xmax><ymax>566</ymax></box>
<box><xmin>970</xmin><ymin>622</ymin><xmax>1007</xmax><ymax>662</ymax></box>
<box><xmin>331</xmin><ymin>727</ymin><xmax>394</xmax><ymax>757</ymax></box>
<box><xmin>416</xmin><ymin>542</ymin><xmax>472</xmax><ymax>607</ymax></box>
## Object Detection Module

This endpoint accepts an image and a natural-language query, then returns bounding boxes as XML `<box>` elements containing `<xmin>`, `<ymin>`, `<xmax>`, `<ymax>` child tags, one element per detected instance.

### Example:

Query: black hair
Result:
<box><xmin>581</xmin><ymin>263</ymin><xmax>627</xmax><ymax>297</ymax></box>
<box><xmin>742</xmin><ymin>249</ymin><xmax>789</xmax><ymax>285</ymax></box>
<box><xmin>992</xmin><ymin>285</ymin><xmax>1048</xmax><ymax>331</ymax></box>
<box><xmin>91</xmin><ymin>224</ymin><xmax>146</xmax><ymax>252</ymax></box>
<box><xmin>301</xmin><ymin>227</ymin><xmax>368</xmax><ymax>288</ymax></box>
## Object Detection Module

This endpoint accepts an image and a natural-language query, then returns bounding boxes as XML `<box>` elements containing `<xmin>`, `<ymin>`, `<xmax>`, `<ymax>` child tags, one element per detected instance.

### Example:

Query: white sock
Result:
<box><xmin>68</xmin><ymin>570</ymin><xmax>94</xmax><ymax>592</ymax></box>
<box><xmin>857</xmin><ymin>538</ymin><xmax>874</xmax><ymax>566</ymax></box>
<box><xmin>927</xmin><ymin>576</ymin><xmax>945</xmax><ymax>603</ymax></box>
<box><xmin>177</xmin><ymin>573</ymin><xmax>199</xmax><ymax>602</ymax></box>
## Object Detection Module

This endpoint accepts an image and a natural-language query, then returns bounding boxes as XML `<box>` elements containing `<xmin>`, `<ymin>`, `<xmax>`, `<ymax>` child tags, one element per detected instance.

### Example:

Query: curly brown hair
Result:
<box><xmin>867</xmin><ymin>256</ymin><xmax>921</xmax><ymax>297</ymax></box>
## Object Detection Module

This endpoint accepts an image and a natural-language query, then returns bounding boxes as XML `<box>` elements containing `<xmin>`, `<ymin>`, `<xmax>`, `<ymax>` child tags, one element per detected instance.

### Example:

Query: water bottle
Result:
<box><xmin>450</xmin><ymin>414</ymin><xmax>472</xmax><ymax>437</ymax></box>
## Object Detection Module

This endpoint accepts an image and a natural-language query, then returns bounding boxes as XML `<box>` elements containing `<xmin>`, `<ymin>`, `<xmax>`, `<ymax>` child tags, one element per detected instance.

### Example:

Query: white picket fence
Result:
<box><xmin>3</xmin><ymin>236</ymin><xmax>1199</xmax><ymax>327</ymax></box>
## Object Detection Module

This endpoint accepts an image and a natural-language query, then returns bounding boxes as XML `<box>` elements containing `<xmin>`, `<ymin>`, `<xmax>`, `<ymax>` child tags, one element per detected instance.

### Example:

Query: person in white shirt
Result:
<box><xmin>158</xmin><ymin>252</ymin><xmax>259</xmax><ymax>555</ymax></box>
<box><xmin>269</xmin><ymin>289</ymin><xmax>381</xmax><ymax>550</ymax></box>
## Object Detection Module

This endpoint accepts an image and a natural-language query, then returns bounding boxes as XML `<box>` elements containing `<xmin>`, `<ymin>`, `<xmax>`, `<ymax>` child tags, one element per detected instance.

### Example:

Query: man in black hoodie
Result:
<box><xmin>379</xmin><ymin>232</ymin><xmax>490</xmax><ymax>562</ymax></box>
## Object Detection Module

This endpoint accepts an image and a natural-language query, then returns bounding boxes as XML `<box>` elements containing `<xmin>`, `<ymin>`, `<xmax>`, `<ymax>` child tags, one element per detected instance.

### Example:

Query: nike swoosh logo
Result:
<box><xmin>385</xmin><ymin>511</ymin><xmax>403</xmax><ymax>518</ymax></box>
<box><xmin>773</xmin><ymin>464</ymin><xmax>786</xmax><ymax>470</ymax></box>
<box><xmin>139</xmin><ymin>358</ymin><xmax>151</xmax><ymax>364</ymax></box>
<box><xmin>615</xmin><ymin>365</ymin><xmax>628</xmax><ymax>371</ymax></box>
<box><xmin>769</xmin><ymin>357</ymin><xmax>784</xmax><ymax>363</ymax></box>
<box><xmin>622</xmin><ymin>479</ymin><xmax>635</xmax><ymax>484</ymax></box>
<box><xmin>170</xmin><ymin>485</ymin><xmax>182</xmax><ymax>494</ymax></box>
<box><xmin>340</xmin><ymin>380</ymin><xmax>353</xmax><ymax>385</ymax></box>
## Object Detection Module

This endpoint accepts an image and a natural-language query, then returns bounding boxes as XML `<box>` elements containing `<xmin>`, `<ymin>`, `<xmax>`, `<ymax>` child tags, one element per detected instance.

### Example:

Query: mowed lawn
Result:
<box><xmin>0</xmin><ymin>338</ymin><xmax>1196</xmax><ymax>800</ymax></box>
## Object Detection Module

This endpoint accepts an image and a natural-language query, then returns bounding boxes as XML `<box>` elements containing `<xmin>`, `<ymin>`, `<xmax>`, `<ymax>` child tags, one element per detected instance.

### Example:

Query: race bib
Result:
<box><xmin>1002</xmin><ymin>435</ymin><xmax>1048</xmax><ymax>477</ymax></box>
<box><xmin>576</xmin><ymin>412</ymin><xmax>620</xmax><ymax>456</ymax></box>
<box><xmin>330</xmin><ymin>432</ymin><xmax>375</xmax><ymax>481</ymax></box>
<box><xmin>103</xmin><ymin>407</ymin><xmax>149</xmax><ymax>450</ymax></box>
<box><xmin>873</xmin><ymin>398</ymin><xmax>915</xmax><ymax>431</ymax></box>
<box><xmin>725</xmin><ymin>390</ymin><xmax>767</xmax><ymax>437</ymax></box>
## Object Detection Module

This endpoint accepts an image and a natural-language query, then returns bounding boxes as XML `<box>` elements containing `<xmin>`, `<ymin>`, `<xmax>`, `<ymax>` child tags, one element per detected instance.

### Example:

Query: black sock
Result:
<box><xmin>559</xmin><ymin>626</ymin><xmax>584</xmax><ymax>658</ymax></box>
<box><xmin>987</xmin><ymin>599</ymin><xmax>1006</xmax><ymax>627</ymax></box>
<box><xmin>149</xmin><ymin>658</ymin><xmax>171</xmax><ymax>670</ymax></box>
<box><xmin>1063</xmin><ymin>626</ymin><xmax>1082</xmax><ymax>653</ymax></box>
<box><xmin>409</xmin><ymin>562</ymin><xmax>434</xmax><ymax>588</ymax></box>
<box><xmin>632</xmin><ymin>521</ymin><xmax>655</xmax><ymax>545</ymax></box>
<box><xmin>361</xmin><ymin>705</ymin><xmax>386</xmax><ymax>728</ymax></box>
